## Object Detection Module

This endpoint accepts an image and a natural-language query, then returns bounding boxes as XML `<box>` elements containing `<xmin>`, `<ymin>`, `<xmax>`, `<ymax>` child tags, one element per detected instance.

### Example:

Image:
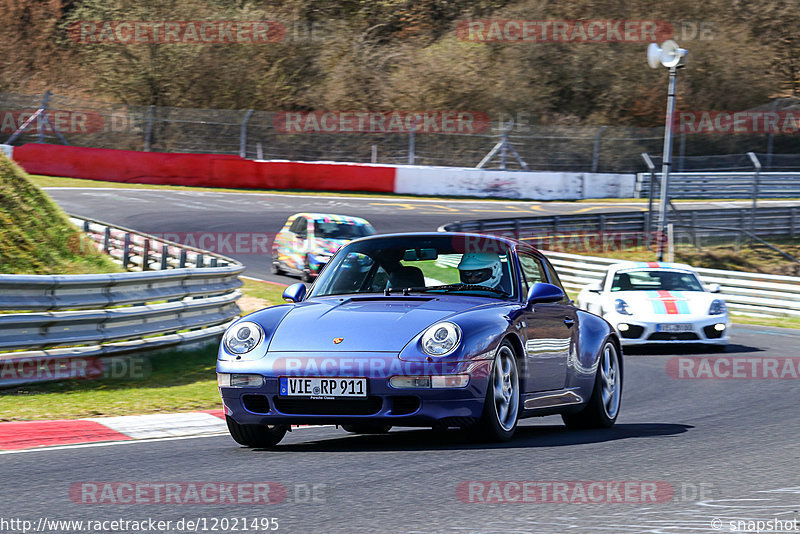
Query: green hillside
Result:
<box><xmin>0</xmin><ymin>153</ymin><xmax>119</xmax><ymax>274</ymax></box>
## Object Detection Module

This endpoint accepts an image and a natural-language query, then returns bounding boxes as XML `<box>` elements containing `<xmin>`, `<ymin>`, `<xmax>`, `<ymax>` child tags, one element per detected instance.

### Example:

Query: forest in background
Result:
<box><xmin>1</xmin><ymin>0</ymin><xmax>798</xmax><ymax>128</ymax></box>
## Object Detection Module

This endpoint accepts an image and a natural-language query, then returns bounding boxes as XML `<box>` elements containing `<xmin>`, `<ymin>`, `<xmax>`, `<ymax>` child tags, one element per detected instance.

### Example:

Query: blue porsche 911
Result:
<box><xmin>218</xmin><ymin>232</ymin><xmax>622</xmax><ymax>446</ymax></box>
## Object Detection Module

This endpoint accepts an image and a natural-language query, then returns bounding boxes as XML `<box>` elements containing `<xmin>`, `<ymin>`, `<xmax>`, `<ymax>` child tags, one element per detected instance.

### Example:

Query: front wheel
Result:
<box><xmin>226</xmin><ymin>416</ymin><xmax>288</xmax><ymax>448</ymax></box>
<box><xmin>562</xmin><ymin>340</ymin><xmax>622</xmax><ymax>429</ymax></box>
<box><xmin>301</xmin><ymin>256</ymin><xmax>314</xmax><ymax>282</ymax></box>
<box><xmin>472</xmin><ymin>341</ymin><xmax>520</xmax><ymax>442</ymax></box>
<box><xmin>271</xmin><ymin>249</ymin><xmax>284</xmax><ymax>275</ymax></box>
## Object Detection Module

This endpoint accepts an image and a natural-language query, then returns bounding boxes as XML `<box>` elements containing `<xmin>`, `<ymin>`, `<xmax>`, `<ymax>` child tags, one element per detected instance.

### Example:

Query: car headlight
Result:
<box><xmin>708</xmin><ymin>299</ymin><xmax>727</xmax><ymax>315</ymax></box>
<box><xmin>614</xmin><ymin>299</ymin><xmax>632</xmax><ymax>315</ymax></box>
<box><xmin>421</xmin><ymin>322</ymin><xmax>461</xmax><ymax>357</ymax></box>
<box><xmin>223</xmin><ymin>321</ymin><xmax>264</xmax><ymax>355</ymax></box>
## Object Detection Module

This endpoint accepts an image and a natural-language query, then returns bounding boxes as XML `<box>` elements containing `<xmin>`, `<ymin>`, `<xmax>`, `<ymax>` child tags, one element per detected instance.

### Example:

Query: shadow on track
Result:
<box><xmin>248</xmin><ymin>422</ymin><xmax>693</xmax><ymax>453</ymax></box>
<box><xmin>622</xmin><ymin>343</ymin><xmax>762</xmax><ymax>355</ymax></box>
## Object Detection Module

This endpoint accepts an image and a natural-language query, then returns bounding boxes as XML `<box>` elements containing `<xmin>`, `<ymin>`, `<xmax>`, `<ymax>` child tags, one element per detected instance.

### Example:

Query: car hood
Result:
<box><xmin>612</xmin><ymin>290</ymin><xmax>717</xmax><ymax>318</ymax></box>
<box><xmin>268</xmin><ymin>296</ymin><xmax>490</xmax><ymax>352</ymax></box>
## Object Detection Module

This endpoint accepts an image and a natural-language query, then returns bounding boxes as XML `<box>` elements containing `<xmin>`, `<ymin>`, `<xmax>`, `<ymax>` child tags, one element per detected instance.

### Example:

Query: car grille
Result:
<box><xmin>647</xmin><ymin>332</ymin><xmax>700</xmax><ymax>341</ymax></box>
<box><xmin>703</xmin><ymin>325</ymin><xmax>725</xmax><ymax>339</ymax></box>
<box><xmin>390</xmin><ymin>396</ymin><xmax>420</xmax><ymax>416</ymax></box>
<box><xmin>620</xmin><ymin>325</ymin><xmax>645</xmax><ymax>339</ymax></box>
<box><xmin>274</xmin><ymin>396</ymin><xmax>383</xmax><ymax>415</ymax></box>
<box><xmin>243</xmin><ymin>394</ymin><xmax>270</xmax><ymax>414</ymax></box>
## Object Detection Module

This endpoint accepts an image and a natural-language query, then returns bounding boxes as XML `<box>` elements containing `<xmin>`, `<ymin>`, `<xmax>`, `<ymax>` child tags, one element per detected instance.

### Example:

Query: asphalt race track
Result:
<box><xmin>10</xmin><ymin>187</ymin><xmax>797</xmax><ymax>534</ymax></box>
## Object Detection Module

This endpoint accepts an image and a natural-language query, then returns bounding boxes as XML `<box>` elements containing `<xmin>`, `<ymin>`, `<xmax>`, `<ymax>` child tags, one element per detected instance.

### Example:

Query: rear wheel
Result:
<box><xmin>471</xmin><ymin>341</ymin><xmax>520</xmax><ymax>442</ymax></box>
<box><xmin>341</xmin><ymin>423</ymin><xmax>392</xmax><ymax>434</ymax></box>
<box><xmin>226</xmin><ymin>416</ymin><xmax>288</xmax><ymax>448</ymax></box>
<box><xmin>562</xmin><ymin>340</ymin><xmax>622</xmax><ymax>429</ymax></box>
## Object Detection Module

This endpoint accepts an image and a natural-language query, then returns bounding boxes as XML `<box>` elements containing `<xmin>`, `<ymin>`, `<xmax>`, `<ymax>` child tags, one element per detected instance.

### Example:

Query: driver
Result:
<box><xmin>457</xmin><ymin>252</ymin><xmax>503</xmax><ymax>288</ymax></box>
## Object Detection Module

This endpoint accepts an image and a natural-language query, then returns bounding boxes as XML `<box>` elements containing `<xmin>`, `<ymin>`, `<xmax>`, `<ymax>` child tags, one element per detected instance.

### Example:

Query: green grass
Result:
<box><xmin>0</xmin><ymin>278</ymin><xmax>290</xmax><ymax>421</ymax></box>
<box><xmin>0</xmin><ymin>157</ymin><xmax>120</xmax><ymax>274</ymax></box>
<box><xmin>0</xmin><ymin>347</ymin><xmax>220</xmax><ymax>421</ymax></box>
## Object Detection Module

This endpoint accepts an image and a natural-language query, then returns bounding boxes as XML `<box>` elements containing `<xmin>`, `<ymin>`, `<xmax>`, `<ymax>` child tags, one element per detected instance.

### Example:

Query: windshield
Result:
<box><xmin>611</xmin><ymin>269</ymin><xmax>704</xmax><ymax>292</ymax></box>
<box><xmin>309</xmin><ymin>235</ymin><xmax>517</xmax><ymax>300</ymax></box>
<box><xmin>313</xmin><ymin>220</ymin><xmax>375</xmax><ymax>240</ymax></box>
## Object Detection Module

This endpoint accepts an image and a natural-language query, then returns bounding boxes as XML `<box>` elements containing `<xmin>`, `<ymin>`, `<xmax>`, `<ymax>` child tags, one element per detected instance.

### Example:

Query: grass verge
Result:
<box><xmin>0</xmin><ymin>156</ymin><xmax>120</xmax><ymax>274</ymax></box>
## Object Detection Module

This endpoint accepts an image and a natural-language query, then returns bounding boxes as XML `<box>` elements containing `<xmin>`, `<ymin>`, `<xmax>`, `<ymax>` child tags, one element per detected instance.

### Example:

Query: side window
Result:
<box><xmin>543</xmin><ymin>258</ymin><xmax>565</xmax><ymax>291</ymax></box>
<box><xmin>291</xmin><ymin>217</ymin><xmax>307</xmax><ymax>238</ymax></box>
<box><xmin>518</xmin><ymin>253</ymin><xmax>546</xmax><ymax>294</ymax></box>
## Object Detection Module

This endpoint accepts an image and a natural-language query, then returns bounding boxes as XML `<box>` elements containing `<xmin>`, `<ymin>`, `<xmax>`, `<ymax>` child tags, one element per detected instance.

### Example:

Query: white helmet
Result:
<box><xmin>458</xmin><ymin>253</ymin><xmax>502</xmax><ymax>288</ymax></box>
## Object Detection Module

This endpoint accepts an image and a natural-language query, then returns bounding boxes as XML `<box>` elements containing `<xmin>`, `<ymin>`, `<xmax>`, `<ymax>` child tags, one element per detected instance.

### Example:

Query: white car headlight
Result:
<box><xmin>708</xmin><ymin>299</ymin><xmax>727</xmax><ymax>316</ymax></box>
<box><xmin>421</xmin><ymin>322</ymin><xmax>461</xmax><ymax>357</ymax></box>
<box><xmin>614</xmin><ymin>299</ymin><xmax>632</xmax><ymax>315</ymax></box>
<box><xmin>224</xmin><ymin>321</ymin><xmax>264</xmax><ymax>355</ymax></box>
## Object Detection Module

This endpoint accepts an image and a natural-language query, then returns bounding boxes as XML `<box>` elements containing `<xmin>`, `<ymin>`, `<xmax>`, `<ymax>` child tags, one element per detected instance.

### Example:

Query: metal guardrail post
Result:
<box><xmin>408</xmin><ymin>118</ymin><xmax>416</xmax><ymax>165</ymax></box>
<box><xmin>103</xmin><ymin>227</ymin><xmax>111</xmax><ymax>253</ymax></box>
<box><xmin>211</xmin><ymin>258</ymin><xmax>218</xmax><ymax>267</ymax></box>
<box><xmin>196</xmin><ymin>254</ymin><xmax>204</xmax><ymax>268</ymax></box>
<box><xmin>179</xmin><ymin>249</ymin><xmax>187</xmax><ymax>268</ymax></box>
<box><xmin>142</xmin><ymin>239</ymin><xmax>151</xmax><ymax>271</ymax></box>
<box><xmin>144</xmin><ymin>105</ymin><xmax>155</xmax><ymax>152</ymax></box>
<box><xmin>240</xmin><ymin>109</ymin><xmax>254</xmax><ymax>158</ymax></box>
<box><xmin>160</xmin><ymin>244</ymin><xmax>169</xmax><ymax>270</ymax></box>
<box><xmin>748</xmin><ymin>152</ymin><xmax>762</xmax><ymax>240</ymax></box>
<box><xmin>591</xmin><ymin>126</ymin><xmax>606</xmax><ymax>173</ymax></box>
<box><xmin>122</xmin><ymin>233</ymin><xmax>132</xmax><ymax>268</ymax></box>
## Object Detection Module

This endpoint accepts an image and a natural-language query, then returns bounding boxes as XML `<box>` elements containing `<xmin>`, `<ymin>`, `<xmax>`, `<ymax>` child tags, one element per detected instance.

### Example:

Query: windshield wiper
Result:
<box><xmin>404</xmin><ymin>283</ymin><xmax>510</xmax><ymax>297</ymax></box>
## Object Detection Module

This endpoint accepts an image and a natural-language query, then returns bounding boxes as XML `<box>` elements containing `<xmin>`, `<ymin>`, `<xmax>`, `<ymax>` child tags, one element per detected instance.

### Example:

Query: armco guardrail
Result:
<box><xmin>442</xmin><ymin>206</ymin><xmax>800</xmax><ymax>241</ymax></box>
<box><xmin>0</xmin><ymin>216</ymin><xmax>244</xmax><ymax>386</ymax></box>
<box><xmin>543</xmin><ymin>250</ymin><xmax>800</xmax><ymax>318</ymax></box>
<box><xmin>635</xmin><ymin>172</ymin><xmax>800</xmax><ymax>199</ymax></box>
<box><xmin>441</xmin><ymin>219</ymin><xmax>800</xmax><ymax>318</ymax></box>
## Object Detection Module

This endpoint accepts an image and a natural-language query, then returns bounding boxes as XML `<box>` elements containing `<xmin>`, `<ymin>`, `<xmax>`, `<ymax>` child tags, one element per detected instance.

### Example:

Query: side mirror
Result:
<box><xmin>282</xmin><ymin>283</ymin><xmax>307</xmax><ymax>303</ymax></box>
<box><xmin>527</xmin><ymin>282</ymin><xmax>566</xmax><ymax>306</ymax></box>
<box><xmin>706</xmin><ymin>283</ymin><xmax>721</xmax><ymax>293</ymax></box>
<box><xmin>587</xmin><ymin>281</ymin><xmax>603</xmax><ymax>293</ymax></box>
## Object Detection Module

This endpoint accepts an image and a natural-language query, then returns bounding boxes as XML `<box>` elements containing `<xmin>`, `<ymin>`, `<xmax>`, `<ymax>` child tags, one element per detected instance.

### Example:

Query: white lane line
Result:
<box><xmin>0</xmin><ymin>425</ymin><xmax>332</xmax><ymax>455</ymax></box>
<box><xmin>0</xmin><ymin>432</ymin><xmax>230</xmax><ymax>455</ymax></box>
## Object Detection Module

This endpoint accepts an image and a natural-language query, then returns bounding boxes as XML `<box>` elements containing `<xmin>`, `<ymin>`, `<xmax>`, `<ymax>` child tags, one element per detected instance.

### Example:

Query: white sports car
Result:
<box><xmin>577</xmin><ymin>262</ymin><xmax>729</xmax><ymax>347</ymax></box>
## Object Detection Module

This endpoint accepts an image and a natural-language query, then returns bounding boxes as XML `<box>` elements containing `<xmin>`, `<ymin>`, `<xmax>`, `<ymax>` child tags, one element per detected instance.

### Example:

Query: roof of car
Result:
<box><xmin>291</xmin><ymin>213</ymin><xmax>372</xmax><ymax>225</ymax></box>
<box><xmin>610</xmin><ymin>261</ymin><xmax>696</xmax><ymax>272</ymax></box>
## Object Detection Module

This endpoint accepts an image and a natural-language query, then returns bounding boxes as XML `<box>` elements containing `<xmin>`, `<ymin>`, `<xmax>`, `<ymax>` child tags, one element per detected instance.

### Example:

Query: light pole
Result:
<box><xmin>647</xmin><ymin>40</ymin><xmax>688</xmax><ymax>261</ymax></box>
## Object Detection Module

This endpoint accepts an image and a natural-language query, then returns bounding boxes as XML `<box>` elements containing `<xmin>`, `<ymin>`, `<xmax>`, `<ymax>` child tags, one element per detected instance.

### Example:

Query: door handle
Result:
<box><xmin>564</xmin><ymin>317</ymin><xmax>575</xmax><ymax>327</ymax></box>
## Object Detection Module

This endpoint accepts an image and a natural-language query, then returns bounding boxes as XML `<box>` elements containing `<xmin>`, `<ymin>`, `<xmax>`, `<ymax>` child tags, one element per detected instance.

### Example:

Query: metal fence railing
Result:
<box><xmin>441</xmin><ymin>206</ymin><xmax>800</xmax><ymax>243</ymax></box>
<box><xmin>542</xmin><ymin>250</ymin><xmax>800</xmax><ymax>318</ymax></box>
<box><xmin>0</xmin><ymin>216</ymin><xmax>244</xmax><ymax>387</ymax></box>
<box><xmin>636</xmin><ymin>171</ymin><xmax>800</xmax><ymax>199</ymax></box>
<box><xmin>440</xmin><ymin>213</ymin><xmax>800</xmax><ymax>318</ymax></box>
<box><xmin>3</xmin><ymin>91</ymin><xmax>799</xmax><ymax>173</ymax></box>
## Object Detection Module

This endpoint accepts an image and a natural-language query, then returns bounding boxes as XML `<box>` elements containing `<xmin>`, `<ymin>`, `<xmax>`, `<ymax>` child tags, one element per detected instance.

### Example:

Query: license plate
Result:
<box><xmin>656</xmin><ymin>323</ymin><xmax>693</xmax><ymax>333</ymax></box>
<box><xmin>279</xmin><ymin>377</ymin><xmax>366</xmax><ymax>398</ymax></box>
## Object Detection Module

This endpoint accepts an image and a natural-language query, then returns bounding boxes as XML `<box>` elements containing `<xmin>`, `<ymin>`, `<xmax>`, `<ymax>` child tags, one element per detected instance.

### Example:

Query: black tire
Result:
<box><xmin>562</xmin><ymin>340</ymin><xmax>622</xmax><ymax>430</ymax></box>
<box><xmin>271</xmin><ymin>250</ymin><xmax>284</xmax><ymax>275</ymax></box>
<box><xmin>471</xmin><ymin>340</ymin><xmax>520</xmax><ymax>442</ymax></box>
<box><xmin>301</xmin><ymin>256</ymin><xmax>313</xmax><ymax>282</ymax></box>
<box><xmin>341</xmin><ymin>423</ymin><xmax>392</xmax><ymax>434</ymax></box>
<box><xmin>226</xmin><ymin>416</ymin><xmax>288</xmax><ymax>448</ymax></box>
